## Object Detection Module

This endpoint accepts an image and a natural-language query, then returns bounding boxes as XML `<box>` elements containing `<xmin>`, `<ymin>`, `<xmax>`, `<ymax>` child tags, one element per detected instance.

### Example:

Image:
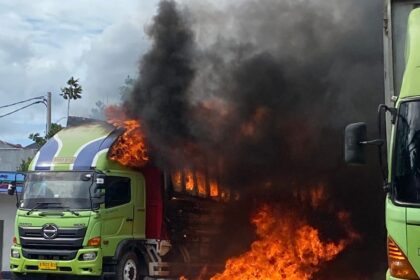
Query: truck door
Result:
<box><xmin>406</xmin><ymin>207</ymin><xmax>420</xmax><ymax>276</ymax></box>
<box><xmin>101</xmin><ymin>175</ymin><xmax>134</xmax><ymax>256</ymax></box>
<box><xmin>132</xmin><ymin>173</ymin><xmax>146</xmax><ymax>239</ymax></box>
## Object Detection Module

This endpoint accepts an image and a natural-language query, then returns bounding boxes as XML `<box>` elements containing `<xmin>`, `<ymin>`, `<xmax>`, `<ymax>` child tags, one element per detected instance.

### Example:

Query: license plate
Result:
<box><xmin>39</xmin><ymin>261</ymin><xmax>57</xmax><ymax>270</ymax></box>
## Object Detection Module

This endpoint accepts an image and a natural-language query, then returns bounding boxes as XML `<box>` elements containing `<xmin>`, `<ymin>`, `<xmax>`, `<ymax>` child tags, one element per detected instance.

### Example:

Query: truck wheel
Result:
<box><xmin>116</xmin><ymin>251</ymin><xmax>141</xmax><ymax>280</ymax></box>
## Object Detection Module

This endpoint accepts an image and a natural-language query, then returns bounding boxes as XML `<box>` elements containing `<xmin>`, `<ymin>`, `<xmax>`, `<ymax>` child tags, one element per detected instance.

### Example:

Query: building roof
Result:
<box><xmin>24</xmin><ymin>142</ymin><xmax>39</xmax><ymax>150</ymax></box>
<box><xmin>0</xmin><ymin>140</ymin><xmax>22</xmax><ymax>149</ymax></box>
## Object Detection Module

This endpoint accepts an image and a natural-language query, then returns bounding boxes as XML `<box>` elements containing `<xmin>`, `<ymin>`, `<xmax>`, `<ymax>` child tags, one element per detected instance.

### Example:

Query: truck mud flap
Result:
<box><xmin>148</xmin><ymin>262</ymin><xmax>171</xmax><ymax>277</ymax></box>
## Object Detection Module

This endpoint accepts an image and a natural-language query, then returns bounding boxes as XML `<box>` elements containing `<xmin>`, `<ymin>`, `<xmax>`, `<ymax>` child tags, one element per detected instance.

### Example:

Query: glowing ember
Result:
<box><xmin>209</xmin><ymin>179</ymin><xmax>219</xmax><ymax>197</ymax></box>
<box><xmin>309</xmin><ymin>185</ymin><xmax>326</xmax><ymax>209</ymax></box>
<box><xmin>294</xmin><ymin>184</ymin><xmax>327</xmax><ymax>209</ymax></box>
<box><xmin>196</xmin><ymin>172</ymin><xmax>207</xmax><ymax>196</ymax></box>
<box><xmin>172</xmin><ymin>170</ymin><xmax>183</xmax><ymax>192</ymax></box>
<box><xmin>185</xmin><ymin>170</ymin><xmax>195</xmax><ymax>191</ymax></box>
<box><xmin>108</xmin><ymin>119</ymin><xmax>149</xmax><ymax>169</ymax></box>
<box><xmin>220</xmin><ymin>189</ymin><xmax>230</xmax><ymax>201</ymax></box>
<box><xmin>210</xmin><ymin>204</ymin><xmax>354</xmax><ymax>280</ymax></box>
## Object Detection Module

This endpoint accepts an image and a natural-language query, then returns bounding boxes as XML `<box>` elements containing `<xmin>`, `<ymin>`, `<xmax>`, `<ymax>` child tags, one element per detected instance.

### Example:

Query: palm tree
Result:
<box><xmin>60</xmin><ymin>76</ymin><xmax>82</xmax><ymax>119</ymax></box>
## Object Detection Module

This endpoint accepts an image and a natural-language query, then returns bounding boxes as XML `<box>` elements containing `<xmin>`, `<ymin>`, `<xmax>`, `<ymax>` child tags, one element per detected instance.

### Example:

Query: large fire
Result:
<box><xmin>104</xmin><ymin>106</ymin><xmax>358</xmax><ymax>279</ymax></box>
<box><xmin>209</xmin><ymin>204</ymin><xmax>353</xmax><ymax>280</ymax></box>
<box><xmin>181</xmin><ymin>185</ymin><xmax>358</xmax><ymax>280</ymax></box>
<box><xmin>106</xmin><ymin>106</ymin><xmax>149</xmax><ymax>169</ymax></box>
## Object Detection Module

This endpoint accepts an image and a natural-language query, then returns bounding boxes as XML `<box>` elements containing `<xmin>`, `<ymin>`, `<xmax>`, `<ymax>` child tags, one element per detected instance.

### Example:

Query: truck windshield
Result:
<box><xmin>21</xmin><ymin>171</ymin><xmax>95</xmax><ymax>210</ymax></box>
<box><xmin>394</xmin><ymin>101</ymin><xmax>420</xmax><ymax>203</ymax></box>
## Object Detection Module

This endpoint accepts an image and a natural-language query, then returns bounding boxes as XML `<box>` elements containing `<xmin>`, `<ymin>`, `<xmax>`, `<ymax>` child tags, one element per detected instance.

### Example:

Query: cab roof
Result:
<box><xmin>29</xmin><ymin>121</ymin><xmax>124</xmax><ymax>171</ymax></box>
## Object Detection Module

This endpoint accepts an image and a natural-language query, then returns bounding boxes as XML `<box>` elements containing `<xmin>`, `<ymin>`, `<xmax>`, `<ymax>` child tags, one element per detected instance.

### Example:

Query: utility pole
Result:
<box><xmin>46</xmin><ymin>92</ymin><xmax>51</xmax><ymax>135</ymax></box>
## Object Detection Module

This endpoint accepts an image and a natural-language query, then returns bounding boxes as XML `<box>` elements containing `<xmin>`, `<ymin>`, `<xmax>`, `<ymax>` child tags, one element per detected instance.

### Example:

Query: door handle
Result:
<box><xmin>126</xmin><ymin>218</ymin><xmax>134</xmax><ymax>222</ymax></box>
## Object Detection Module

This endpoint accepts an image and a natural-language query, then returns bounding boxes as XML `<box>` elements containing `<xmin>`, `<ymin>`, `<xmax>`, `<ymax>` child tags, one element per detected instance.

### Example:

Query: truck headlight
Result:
<box><xmin>82</xmin><ymin>252</ymin><xmax>97</xmax><ymax>261</ymax></box>
<box><xmin>11</xmin><ymin>249</ymin><xmax>20</xmax><ymax>258</ymax></box>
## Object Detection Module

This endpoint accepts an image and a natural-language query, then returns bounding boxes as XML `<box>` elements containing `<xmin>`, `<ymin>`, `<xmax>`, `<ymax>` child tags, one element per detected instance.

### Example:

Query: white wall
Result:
<box><xmin>0</xmin><ymin>149</ymin><xmax>37</xmax><ymax>171</ymax></box>
<box><xmin>0</xmin><ymin>195</ymin><xmax>18</xmax><ymax>271</ymax></box>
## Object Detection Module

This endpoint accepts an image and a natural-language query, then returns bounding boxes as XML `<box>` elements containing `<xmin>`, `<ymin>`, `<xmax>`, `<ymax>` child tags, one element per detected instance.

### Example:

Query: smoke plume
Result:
<box><xmin>127</xmin><ymin>0</ymin><xmax>386</xmax><ymax>278</ymax></box>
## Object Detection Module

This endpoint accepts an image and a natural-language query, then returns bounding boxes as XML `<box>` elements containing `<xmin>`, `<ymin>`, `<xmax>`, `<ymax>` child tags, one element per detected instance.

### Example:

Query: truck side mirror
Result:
<box><xmin>7</xmin><ymin>183</ymin><xmax>16</xmax><ymax>196</ymax></box>
<box><xmin>345</xmin><ymin>122</ymin><xmax>367</xmax><ymax>164</ymax></box>
<box><xmin>92</xmin><ymin>173</ymin><xmax>106</xmax><ymax>205</ymax></box>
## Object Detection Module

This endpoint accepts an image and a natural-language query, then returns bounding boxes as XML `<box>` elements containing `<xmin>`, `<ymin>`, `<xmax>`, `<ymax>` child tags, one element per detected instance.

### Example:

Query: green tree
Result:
<box><xmin>29</xmin><ymin>123</ymin><xmax>63</xmax><ymax>149</ymax></box>
<box><xmin>18</xmin><ymin>157</ymin><xmax>32</xmax><ymax>172</ymax></box>
<box><xmin>60</xmin><ymin>76</ymin><xmax>83</xmax><ymax>119</ymax></box>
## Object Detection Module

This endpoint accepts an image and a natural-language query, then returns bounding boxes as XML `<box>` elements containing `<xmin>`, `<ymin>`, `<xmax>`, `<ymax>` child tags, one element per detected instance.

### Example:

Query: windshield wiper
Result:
<box><xmin>59</xmin><ymin>207</ymin><xmax>80</xmax><ymax>216</ymax></box>
<box><xmin>40</xmin><ymin>205</ymin><xmax>80</xmax><ymax>216</ymax></box>
<box><xmin>26</xmin><ymin>202</ymin><xmax>63</xmax><ymax>215</ymax></box>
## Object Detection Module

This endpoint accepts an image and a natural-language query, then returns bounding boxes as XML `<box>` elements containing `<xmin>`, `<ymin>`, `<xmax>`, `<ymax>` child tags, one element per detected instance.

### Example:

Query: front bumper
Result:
<box><xmin>10</xmin><ymin>245</ymin><xmax>102</xmax><ymax>276</ymax></box>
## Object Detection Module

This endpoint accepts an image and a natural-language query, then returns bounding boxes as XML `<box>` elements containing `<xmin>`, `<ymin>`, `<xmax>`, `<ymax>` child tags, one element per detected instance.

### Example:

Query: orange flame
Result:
<box><xmin>209</xmin><ymin>179</ymin><xmax>219</xmax><ymax>197</ymax></box>
<box><xmin>106</xmin><ymin>106</ymin><xmax>149</xmax><ymax>169</ymax></box>
<box><xmin>196</xmin><ymin>172</ymin><xmax>207</xmax><ymax>196</ymax></box>
<box><xmin>309</xmin><ymin>185</ymin><xmax>326</xmax><ymax>209</ymax></box>
<box><xmin>171</xmin><ymin>169</ymin><xmax>221</xmax><ymax>199</ymax></box>
<box><xmin>294</xmin><ymin>184</ymin><xmax>327</xmax><ymax>210</ymax></box>
<box><xmin>210</xmin><ymin>204</ymin><xmax>354</xmax><ymax>280</ymax></box>
<box><xmin>172</xmin><ymin>170</ymin><xmax>183</xmax><ymax>192</ymax></box>
<box><xmin>185</xmin><ymin>169</ymin><xmax>195</xmax><ymax>191</ymax></box>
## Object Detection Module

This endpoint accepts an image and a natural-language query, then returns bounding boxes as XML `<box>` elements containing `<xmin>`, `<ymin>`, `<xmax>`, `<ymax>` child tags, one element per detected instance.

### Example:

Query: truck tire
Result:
<box><xmin>116</xmin><ymin>251</ymin><xmax>141</xmax><ymax>280</ymax></box>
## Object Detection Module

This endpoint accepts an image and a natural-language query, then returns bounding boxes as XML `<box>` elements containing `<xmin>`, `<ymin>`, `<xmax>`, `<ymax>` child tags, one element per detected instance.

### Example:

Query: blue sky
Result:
<box><xmin>0</xmin><ymin>0</ymin><xmax>160</xmax><ymax>145</ymax></box>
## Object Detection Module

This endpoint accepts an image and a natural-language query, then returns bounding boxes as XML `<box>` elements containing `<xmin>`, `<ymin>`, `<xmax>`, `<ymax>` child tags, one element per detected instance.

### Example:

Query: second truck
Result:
<box><xmin>345</xmin><ymin>0</ymin><xmax>420</xmax><ymax>279</ymax></box>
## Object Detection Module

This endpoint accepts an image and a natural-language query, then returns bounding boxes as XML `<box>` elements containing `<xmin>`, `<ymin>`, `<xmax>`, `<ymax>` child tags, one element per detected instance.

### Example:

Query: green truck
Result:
<box><xmin>8</xmin><ymin>121</ymin><xmax>228</xmax><ymax>279</ymax></box>
<box><xmin>345</xmin><ymin>1</ymin><xmax>420</xmax><ymax>279</ymax></box>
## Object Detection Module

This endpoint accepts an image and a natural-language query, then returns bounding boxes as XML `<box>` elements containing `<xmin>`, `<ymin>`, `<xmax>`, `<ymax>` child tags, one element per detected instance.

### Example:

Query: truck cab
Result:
<box><xmin>9</xmin><ymin>121</ymin><xmax>228</xmax><ymax>279</ymax></box>
<box><xmin>346</xmin><ymin>1</ymin><xmax>420</xmax><ymax>279</ymax></box>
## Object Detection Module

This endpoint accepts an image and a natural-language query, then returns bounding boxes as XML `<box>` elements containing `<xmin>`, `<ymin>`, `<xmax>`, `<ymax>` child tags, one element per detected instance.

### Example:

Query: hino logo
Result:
<box><xmin>42</xmin><ymin>224</ymin><xmax>58</xmax><ymax>239</ymax></box>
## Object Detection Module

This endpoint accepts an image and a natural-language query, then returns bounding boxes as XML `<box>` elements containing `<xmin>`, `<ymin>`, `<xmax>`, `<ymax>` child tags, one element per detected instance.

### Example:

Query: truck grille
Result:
<box><xmin>22</xmin><ymin>248</ymin><xmax>78</xmax><ymax>260</ymax></box>
<box><xmin>19</xmin><ymin>226</ymin><xmax>86</xmax><ymax>251</ymax></box>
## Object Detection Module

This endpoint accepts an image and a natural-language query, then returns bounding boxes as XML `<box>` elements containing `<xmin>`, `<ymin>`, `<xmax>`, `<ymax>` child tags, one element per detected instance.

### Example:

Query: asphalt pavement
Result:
<box><xmin>0</xmin><ymin>271</ymin><xmax>10</xmax><ymax>279</ymax></box>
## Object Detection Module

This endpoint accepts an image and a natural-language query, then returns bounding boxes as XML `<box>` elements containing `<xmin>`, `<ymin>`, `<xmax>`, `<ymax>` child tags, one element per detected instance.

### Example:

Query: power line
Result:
<box><xmin>0</xmin><ymin>96</ymin><xmax>45</xmax><ymax>110</ymax></box>
<box><xmin>0</xmin><ymin>101</ymin><xmax>46</xmax><ymax>119</ymax></box>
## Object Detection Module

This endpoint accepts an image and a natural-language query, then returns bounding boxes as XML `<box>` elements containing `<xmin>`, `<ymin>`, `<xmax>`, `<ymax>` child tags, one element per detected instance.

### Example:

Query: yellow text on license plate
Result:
<box><xmin>39</xmin><ymin>261</ymin><xmax>57</xmax><ymax>270</ymax></box>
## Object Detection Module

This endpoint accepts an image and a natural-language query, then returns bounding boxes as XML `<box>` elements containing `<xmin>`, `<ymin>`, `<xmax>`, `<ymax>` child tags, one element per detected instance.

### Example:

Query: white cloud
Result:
<box><xmin>0</xmin><ymin>0</ymin><xmax>159</xmax><ymax>145</ymax></box>
<box><xmin>73</xmin><ymin>16</ymin><xmax>150</xmax><ymax>116</ymax></box>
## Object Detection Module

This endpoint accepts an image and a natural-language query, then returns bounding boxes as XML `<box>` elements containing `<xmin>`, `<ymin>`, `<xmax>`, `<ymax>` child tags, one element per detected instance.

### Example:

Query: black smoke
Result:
<box><xmin>127</xmin><ymin>0</ymin><xmax>386</xmax><ymax>278</ymax></box>
<box><xmin>128</xmin><ymin>0</ymin><xmax>194</xmax><ymax>142</ymax></box>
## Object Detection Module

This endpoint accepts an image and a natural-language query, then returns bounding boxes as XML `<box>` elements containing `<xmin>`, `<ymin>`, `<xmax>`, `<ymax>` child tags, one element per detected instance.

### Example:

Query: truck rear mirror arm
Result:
<box><xmin>378</xmin><ymin>104</ymin><xmax>397</xmax><ymax>125</ymax></box>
